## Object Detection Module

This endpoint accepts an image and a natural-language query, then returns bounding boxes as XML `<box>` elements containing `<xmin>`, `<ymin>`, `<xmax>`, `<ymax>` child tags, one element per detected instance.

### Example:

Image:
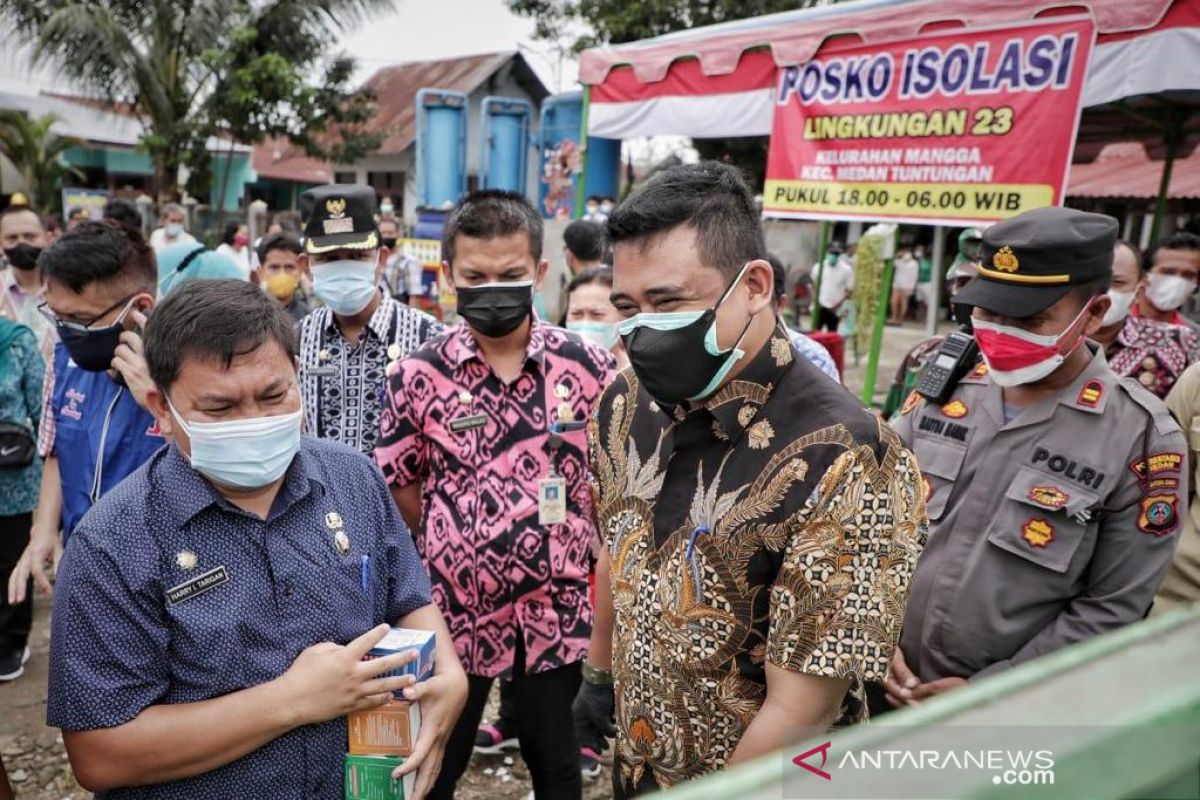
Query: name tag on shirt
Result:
<box><xmin>538</xmin><ymin>477</ymin><xmax>567</xmax><ymax>525</ymax></box>
<box><xmin>449</xmin><ymin>413</ymin><xmax>488</xmax><ymax>433</ymax></box>
<box><xmin>308</xmin><ymin>366</ymin><xmax>339</xmax><ymax>377</ymax></box>
<box><xmin>166</xmin><ymin>566</ymin><xmax>230</xmax><ymax>606</ymax></box>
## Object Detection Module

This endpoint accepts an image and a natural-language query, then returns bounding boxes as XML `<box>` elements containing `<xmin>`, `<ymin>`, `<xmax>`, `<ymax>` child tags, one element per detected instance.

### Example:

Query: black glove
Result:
<box><xmin>572</xmin><ymin>675</ymin><xmax>615</xmax><ymax>753</ymax></box>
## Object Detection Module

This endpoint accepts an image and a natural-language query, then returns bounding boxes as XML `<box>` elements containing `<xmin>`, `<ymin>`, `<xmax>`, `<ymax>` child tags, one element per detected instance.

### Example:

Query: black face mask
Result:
<box><xmin>59</xmin><ymin>322</ymin><xmax>123</xmax><ymax>371</ymax></box>
<box><xmin>619</xmin><ymin>265</ymin><xmax>753</xmax><ymax>407</ymax></box>
<box><xmin>4</xmin><ymin>243</ymin><xmax>42</xmax><ymax>271</ymax></box>
<box><xmin>381</xmin><ymin>236</ymin><xmax>398</xmax><ymax>249</ymax></box>
<box><xmin>456</xmin><ymin>280</ymin><xmax>534</xmax><ymax>338</ymax></box>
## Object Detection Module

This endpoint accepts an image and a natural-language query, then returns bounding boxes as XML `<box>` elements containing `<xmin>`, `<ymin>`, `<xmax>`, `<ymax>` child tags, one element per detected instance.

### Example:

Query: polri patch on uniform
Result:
<box><xmin>448</xmin><ymin>413</ymin><xmax>488</xmax><ymax>433</ymax></box>
<box><xmin>901</xmin><ymin>390</ymin><xmax>921</xmax><ymax>416</ymax></box>
<box><xmin>941</xmin><ymin>400</ymin><xmax>968</xmax><ymax>419</ymax></box>
<box><xmin>1021</xmin><ymin>518</ymin><xmax>1054</xmax><ymax>548</ymax></box>
<box><xmin>1129</xmin><ymin>452</ymin><xmax>1184</xmax><ymax>479</ymax></box>
<box><xmin>1028</xmin><ymin>486</ymin><xmax>1069</xmax><ymax>510</ymax></box>
<box><xmin>969</xmin><ymin>362</ymin><xmax>989</xmax><ymax>379</ymax></box>
<box><xmin>166</xmin><ymin>565</ymin><xmax>229</xmax><ymax>606</ymax></box>
<box><xmin>1138</xmin><ymin>494</ymin><xmax>1178</xmax><ymax>536</ymax></box>
<box><xmin>1076</xmin><ymin>379</ymin><xmax>1103</xmax><ymax>408</ymax></box>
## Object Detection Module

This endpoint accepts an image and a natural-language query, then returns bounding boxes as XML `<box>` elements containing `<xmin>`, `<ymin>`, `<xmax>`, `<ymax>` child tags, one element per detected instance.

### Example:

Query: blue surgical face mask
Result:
<box><xmin>168</xmin><ymin>399</ymin><xmax>302</xmax><ymax>489</ymax></box>
<box><xmin>312</xmin><ymin>256</ymin><xmax>378</xmax><ymax>315</ymax></box>
<box><xmin>165</xmin><ymin>223</ymin><xmax>184</xmax><ymax>238</ymax></box>
<box><xmin>567</xmin><ymin>320</ymin><xmax>619</xmax><ymax>350</ymax></box>
<box><xmin>617</xmin><ymin>262</ymin><xmax>754</xmax><ymax>406</ymax></box>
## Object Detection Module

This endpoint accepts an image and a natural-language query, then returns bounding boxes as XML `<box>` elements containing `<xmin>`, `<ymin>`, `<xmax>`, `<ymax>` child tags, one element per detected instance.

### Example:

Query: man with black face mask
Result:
<box><xmin>576</xmin><ymin>162</ymin><xmax>927</xmax><ymax>797</ymax></box>
<box><xmin>375</xmin><ymin>190</ymin><xmax>616</xmax><ymax>800</ymax></box>
<box><xmin>0</xmin><ymin>203</ymin><xmax>54</xmax><ymax>357</ymax></box>
<box><xmin>882</xmin><ymin>228</ymin><xmax>983</xmax><ymax>419</ymax></box>
<box><xmin>7</xmin><ymin>221</ymin><xmax>162</xmax><ymax>612</ymax></box>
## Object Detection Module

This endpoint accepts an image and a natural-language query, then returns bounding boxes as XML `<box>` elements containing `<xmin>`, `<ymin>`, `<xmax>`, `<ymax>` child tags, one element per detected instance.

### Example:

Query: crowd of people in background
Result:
<box><xmin>0</xmin><ymin>167</ymin><xmax>1198</xmax><ymax>800</ymax></box>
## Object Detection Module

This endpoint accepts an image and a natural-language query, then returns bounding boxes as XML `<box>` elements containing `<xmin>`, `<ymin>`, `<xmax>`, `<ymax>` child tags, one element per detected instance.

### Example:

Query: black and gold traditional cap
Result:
<box><xmin>299</xmin><ymin>184</ymin><xmax>379</xmax><ymax>254</ymax></box>
<box><xmin>955</xmin><ymin>206</ymin><xmax>1118</xmax><ymax>318</ymax></box>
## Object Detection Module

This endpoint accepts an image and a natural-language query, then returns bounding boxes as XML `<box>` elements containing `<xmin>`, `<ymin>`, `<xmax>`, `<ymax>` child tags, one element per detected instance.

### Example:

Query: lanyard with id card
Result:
<box><xmin>539</xmin><ymin>429</ymin><xmax>568</xmax><ymax>525</ymax></box>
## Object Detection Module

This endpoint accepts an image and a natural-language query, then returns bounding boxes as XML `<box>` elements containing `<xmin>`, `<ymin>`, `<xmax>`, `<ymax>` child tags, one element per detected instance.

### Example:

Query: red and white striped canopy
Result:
<box><xmin>579</xmin><ymin>0</ymin><xmax>1199</xmax><ymax>140</ymax></box>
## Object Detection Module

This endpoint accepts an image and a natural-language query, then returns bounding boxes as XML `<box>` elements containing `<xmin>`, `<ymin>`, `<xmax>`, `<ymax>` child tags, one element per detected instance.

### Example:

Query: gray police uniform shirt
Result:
<box><xmin>893</xmin><ymin>345</ymin><xmax>1187</xmax><ymax>682</ymax></box>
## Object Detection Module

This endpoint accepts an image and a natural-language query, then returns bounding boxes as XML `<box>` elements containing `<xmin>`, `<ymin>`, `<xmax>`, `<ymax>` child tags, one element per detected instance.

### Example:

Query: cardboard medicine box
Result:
<box><xmin>363</xmin><ymin>628</ymin><xmax>435</xmax><ymax>682</ymax></box>
<box><xmin>348</xmin><ymin>699</ymin><xmax>421</xmax><ymax>757</ymax></box>
<box><xmin>344</xmin><ymin>754</ymin><xmax>413</xmax><ymax>800</ymax></box>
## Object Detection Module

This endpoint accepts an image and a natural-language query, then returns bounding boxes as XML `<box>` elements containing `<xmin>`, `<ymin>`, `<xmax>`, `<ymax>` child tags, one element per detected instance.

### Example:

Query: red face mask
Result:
<box><xmin>234</xmin><ymin>233</ymin><xmax>250</xmax><ymax>247</ymax></box>
<box><xmin>972</xmin><ymin>301</ymin><xmax>1093</xmax><ymax>387</ymax></box>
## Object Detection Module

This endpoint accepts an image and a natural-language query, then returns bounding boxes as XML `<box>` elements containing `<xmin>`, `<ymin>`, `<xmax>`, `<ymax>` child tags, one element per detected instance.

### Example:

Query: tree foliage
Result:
<box><xmin>3</xmin><ymin>0</ymin><xmax>388</xmax><ymax>204</ymax></box>
<box><xmin>508</xmin><ymin>0</ymin><xmax>831</xmax><ymax>186</ymax></box>
<box><xmin>0</xmin><ymin>110</ymin><xmax>84</xmax><ymax>214</ymax></box>
<box><xmin>508</xmin><ymin>0</ymin><xmax>826</xmax><ymax>53</ymax></box>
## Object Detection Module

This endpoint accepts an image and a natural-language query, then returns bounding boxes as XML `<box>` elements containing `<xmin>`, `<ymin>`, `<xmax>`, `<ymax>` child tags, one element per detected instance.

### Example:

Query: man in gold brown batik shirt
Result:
<box><xmin>572</xmin><ymin>162</ymin><xmax>928</xmax><ymax>797</ymax></box>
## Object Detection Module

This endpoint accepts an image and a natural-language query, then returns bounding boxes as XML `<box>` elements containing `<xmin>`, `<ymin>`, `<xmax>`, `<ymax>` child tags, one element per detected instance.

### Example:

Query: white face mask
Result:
<box><xmin>168</xmin><ymin>399</ymin><xmax>302</xmax><ymax>489</ymax></box>
<box><xmin>1145</xmin><ymin>273</ymin><xmax>1195</xmax><ymax>312</ymax></box>
<box><xmin>1102</xmin><ymin>288</ymin><xmax>1137</xmax><ymax>327</ymax></box>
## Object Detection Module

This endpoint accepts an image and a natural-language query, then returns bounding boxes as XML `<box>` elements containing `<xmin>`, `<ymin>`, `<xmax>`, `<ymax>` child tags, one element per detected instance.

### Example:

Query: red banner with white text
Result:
<box><xmin>763</xmin><ymin>17</ymin><xmax>1095</xmax><ymax>226</ymax></box>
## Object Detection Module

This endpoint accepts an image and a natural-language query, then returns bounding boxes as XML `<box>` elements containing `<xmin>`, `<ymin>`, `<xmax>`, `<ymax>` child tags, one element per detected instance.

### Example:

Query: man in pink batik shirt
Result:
<box><xmin>375</xmin><ymin>190</ymin><xmax>615</xmax><ymax>800</ymax></box>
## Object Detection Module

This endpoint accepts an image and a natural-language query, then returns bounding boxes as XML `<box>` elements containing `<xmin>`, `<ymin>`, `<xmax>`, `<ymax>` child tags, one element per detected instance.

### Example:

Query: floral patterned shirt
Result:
<box><xmin>374</xmin><ymin>320</ymin><xmax>616</xmax><ymax>677</ymax></box>
<box><xmin>1104</xmin><ymin>315</ymin><xmax>1200</xmax><ymax>400</ymax></box>
<box><xmin>588</xmin><ymin>325</ymin><xmax>927</xmax><ymax>793</ymax></box>
<box><xmin>0</xmin><ymin>322</ymin><xmax>43</xmax><ymax>515</ymax></box>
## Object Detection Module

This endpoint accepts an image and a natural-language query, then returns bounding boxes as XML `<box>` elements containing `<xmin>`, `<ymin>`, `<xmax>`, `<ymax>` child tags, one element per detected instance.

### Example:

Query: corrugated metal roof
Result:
<box><xmin>252</xmin><ymin>137</ymin><xmax>331</xmax><ymax>184</ymax></box>
<box><xmin>361</xmin><ymin>51</ymin><xmax>548</xmax><ymax>156</ymax></box>
<box><xmin>1067</xmin><ymin>141</ymin><xmax>1200</xmax><ymax>200</ymax></box>
<box><xmin>0</xmin><ymin>90</ymin><xmax>142</xmax><ymax>147</ymax></box>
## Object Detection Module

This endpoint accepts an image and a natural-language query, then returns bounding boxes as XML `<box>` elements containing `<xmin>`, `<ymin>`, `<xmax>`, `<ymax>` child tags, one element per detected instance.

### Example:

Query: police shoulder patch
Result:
<box><xmin>1130</xmin><ymin>452</ymin><xmax>1184</xmax><ymax>479</ymax></box>
<box><xmin>1137</xmin><ymin>494</ymin><xmax>1178</xmax><ymax>536</ymax></box>
<box><xmin>901</xmin><ymin>390</ymin><xmax>921</xmax><ymax>416</ymax></box>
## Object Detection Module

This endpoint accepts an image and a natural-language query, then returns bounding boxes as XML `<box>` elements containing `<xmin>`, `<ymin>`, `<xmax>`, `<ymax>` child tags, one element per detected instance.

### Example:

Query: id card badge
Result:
<box><xmin>538</xmin><ymin>476</ymin><xmax>567</xmax><ymax>525</ymax></box>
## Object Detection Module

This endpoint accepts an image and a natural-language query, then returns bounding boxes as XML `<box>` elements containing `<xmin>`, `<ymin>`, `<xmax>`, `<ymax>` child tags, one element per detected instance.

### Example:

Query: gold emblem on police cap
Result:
<box><xmin>325</xmin><ymin>511</ymin><xmax>344</xmax><ymax>530</ymax></box>
<box><xmin>175</xmin><ymin>550</ymin><xmax>198</xmax><ymax>570</ymax></box>
<box><xmin>325</xmin><ymin>197</ymin><xmax>347</xmax><ymax>219</ymax></box>
<box><xmin>992</xmin><ymin>246</ymin><xmax>1019</xmax><ymax>273</ymax></box>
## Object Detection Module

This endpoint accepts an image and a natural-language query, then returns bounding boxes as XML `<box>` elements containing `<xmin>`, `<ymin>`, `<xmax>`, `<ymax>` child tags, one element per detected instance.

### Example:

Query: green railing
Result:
<box><xmin>662</xmin><ymin>605</ymin><xmax>1200</xmax><ymax>800</ymax></box>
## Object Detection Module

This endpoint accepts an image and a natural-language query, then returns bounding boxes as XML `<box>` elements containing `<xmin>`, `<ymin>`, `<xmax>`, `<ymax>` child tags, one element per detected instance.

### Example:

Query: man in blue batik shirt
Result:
<box><xmin>46</xmin><ymin>280</ymin><xmax>467</xmax><ymax>800</ymax></box>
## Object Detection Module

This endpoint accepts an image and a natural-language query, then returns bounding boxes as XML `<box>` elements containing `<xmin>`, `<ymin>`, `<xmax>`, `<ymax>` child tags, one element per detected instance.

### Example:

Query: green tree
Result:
<box><xmin>0</xmin><ymin>110</ymin><xmax>84</xmax><ymax>214</ymax></box>
<box><xmin>508</xmin><ymin>0</ymin><xmax>826</xmax><ymax>53</ymax></box>
<box><xmin>4</xmin><ymin>0</ymin><xmax>387</xmax><ymax>205</ymax></box>
<box><xmin>508</xmin><ymin>0</ymin><xmax>834</xmax><ymax>186</ymax></box>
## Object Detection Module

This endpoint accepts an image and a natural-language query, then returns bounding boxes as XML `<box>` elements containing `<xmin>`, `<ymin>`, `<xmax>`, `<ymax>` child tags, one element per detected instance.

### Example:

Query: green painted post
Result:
<box><xmin>861</xmin><ymin>228</ymin><xmax>897</xmax><ymax>406</ymax></box>
<box><xmin>809</xmin><ymin>221</ymin><xmax>831</xmax><ymax>331</ymax></box>
<box><xmin>573</xmin><ymin>86</ymin><xmax>592</xmax><ymax>221</ymax></box>
<box><xmin>1149</xmin><ymin>132</ymin><xmax>1178</xmax><ymax>243</ymax></box>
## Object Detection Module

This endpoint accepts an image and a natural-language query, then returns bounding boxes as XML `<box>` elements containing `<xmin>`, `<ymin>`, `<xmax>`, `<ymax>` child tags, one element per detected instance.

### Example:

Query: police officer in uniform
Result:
<box><xmin>885</xmin><ymin>206</ymin><xmax>1187</xmax><ymax>705</ymax></box>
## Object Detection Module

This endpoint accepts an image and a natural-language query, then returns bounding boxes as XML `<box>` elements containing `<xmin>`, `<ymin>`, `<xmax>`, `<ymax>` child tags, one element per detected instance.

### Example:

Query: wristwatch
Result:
<box><xmin>582</xmin><ymin>662</ymin><xmax>614</xmax><ymax>687</ymax></box>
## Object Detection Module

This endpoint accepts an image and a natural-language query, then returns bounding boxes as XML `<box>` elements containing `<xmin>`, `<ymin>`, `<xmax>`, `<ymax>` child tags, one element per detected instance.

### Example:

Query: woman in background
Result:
<box><xmin>561</xmin><ymin>266</ymin><xmax>628</xmax><ymax>369</ymax></box>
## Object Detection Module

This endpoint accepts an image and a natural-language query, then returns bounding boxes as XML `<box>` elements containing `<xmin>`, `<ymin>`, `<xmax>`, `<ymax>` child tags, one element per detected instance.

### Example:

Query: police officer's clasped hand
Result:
<box><xmin>573</xmin><ymin>674</ymin><xmax>616</xmax><ymax>750</ymax></box>
<box><xmin>277</xmin><ymin>623</ymin><xmax>418</xmax><ymax>725</ymax></box>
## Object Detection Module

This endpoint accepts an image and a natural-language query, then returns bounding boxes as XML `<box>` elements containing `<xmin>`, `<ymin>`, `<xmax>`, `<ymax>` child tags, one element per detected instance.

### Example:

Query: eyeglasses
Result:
<box><xmin>38</xmin><ymin>294</ymin><xmax>135</xmax><ymax>332</ymax></box>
